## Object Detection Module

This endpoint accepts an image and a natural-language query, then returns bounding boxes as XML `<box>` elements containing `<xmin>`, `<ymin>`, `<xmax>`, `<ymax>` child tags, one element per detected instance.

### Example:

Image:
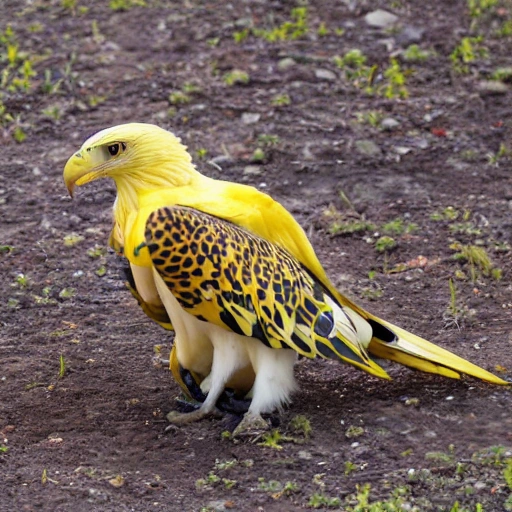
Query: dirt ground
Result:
<box><xmin>1</xmin><ymin>1</ymin><xmax>512</xmax><ymax>511</ymax></box>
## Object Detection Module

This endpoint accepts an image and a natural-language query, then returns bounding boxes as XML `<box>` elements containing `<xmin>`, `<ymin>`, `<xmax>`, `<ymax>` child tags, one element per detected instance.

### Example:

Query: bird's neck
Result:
<box><xmin>112</xmin><ymin>162</ymin><xmax>204</xmax><ymax>240</ymax></box>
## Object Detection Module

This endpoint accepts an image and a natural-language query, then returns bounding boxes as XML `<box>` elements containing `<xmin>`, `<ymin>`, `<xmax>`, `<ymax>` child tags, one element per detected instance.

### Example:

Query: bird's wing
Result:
<box><xmin>123</xmin><ymin>180</ymin><xmax>507</xmax><ymax>386</ymax></box>
<box><xmin>143</xmin><ymin>205</ymin><xmax>389</xmax><ymax>378</ymax></box>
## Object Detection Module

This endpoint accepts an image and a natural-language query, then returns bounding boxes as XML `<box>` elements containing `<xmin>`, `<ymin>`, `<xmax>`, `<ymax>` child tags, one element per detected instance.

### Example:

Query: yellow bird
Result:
<box><xmin>63</xmin><ymin>123</ymin><xmax>508</xmax><ymax>432</ymax></box>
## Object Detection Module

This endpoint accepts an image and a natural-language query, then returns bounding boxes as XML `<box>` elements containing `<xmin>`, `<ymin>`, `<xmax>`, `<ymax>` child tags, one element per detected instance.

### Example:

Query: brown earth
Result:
<box><xmin>1</xmin><ymin>1</ymin><xmax>512</xmax><ymax>511</ymax></box>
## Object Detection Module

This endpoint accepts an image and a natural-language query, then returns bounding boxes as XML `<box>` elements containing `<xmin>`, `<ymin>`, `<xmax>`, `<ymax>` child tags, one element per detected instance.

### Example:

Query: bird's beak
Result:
<box><xmin>63</xmin><ymin>152</ymin><xmax>100</xmax><ymax>197</ymax></box>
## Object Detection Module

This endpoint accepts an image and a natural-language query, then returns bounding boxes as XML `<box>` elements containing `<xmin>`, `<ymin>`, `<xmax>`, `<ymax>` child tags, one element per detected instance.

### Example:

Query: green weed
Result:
<box><xmin>472</xmin><ymin>445</ymin><xmax>509</xmax><ymax>466</ymax></box>
<box><xmin>467</xmin><ymin>0</ymin><xmax>498</xmax><ymax>18</ymax></box>
<box><xmin>258</xmin><ymin>429</ymin><xmax>286</xmax><ymax>450</ymax></box>
<box><xmin>497</xmin><ymin>19</ymin><xmax>512</xmax><ymax>37</ymax></box>
<box><xmin>233</xmin><ymin>28</ymin><xmax>249</xmax><ymax>43</ymax></box>
<box><xmin>195</xmin><ymin>471</ymin><xmax>220</xmax><ymax>489</ymax></box>
<box><xmin>258</xmin><ymin>477</ymin><xmax>282</xmax><ymax>492</ymax></box>
<box><xmin>334</xmin><ymin>50</ymin><xmax>409</xmax><ymax>97</ymax></box>
<box><xmin>451</xmin><ymin>243</ymin><xmax>499</xmax><ymax>281</ymax></box>
<box><xmin>87</xmin><ymin>245</ymin><xmax>107</xmax><ymax>258</ymax></box>
<box><xmin>271</xmin><ymin>93</ymin><xmax>291</xmax><ymax>106</ymax></box>
<box><xmin>486</xmin><ymin>142</ymin><xmax>508</xmax><ymax>166</ymax></box>
<box><xmin>257</xmin><ymin>134</ymin><xmax>280</xmax><ymax>147</ymax></box>
<box><xmin>450</xmin><ymin>36</ymin><xmax>488</xmax><ymax>74</ymax></box>
<box><xmin>345</xmin><ymin>425</ymin><xmax>364</xmax><ymax>438</ymax></box>
<box><xmin>252</xmin><ymin>7</ymin><xmax>308</xmax><ymax>42</ymax></box>
<box><xmin>317</xmin><ymin>22</ymin><xmax>329</xmax><ymax>37</ymax></box>
<box><xmin>168</xmin><ymin>91</ymin><xmax>191</xmax><ymax>105</ymax></box>
<box><xmin>354</xmin><ymin>110</ymin><xmax>383</xmax><ymax>127</ymax></box>
<box><xmin>308</xmin><ymin>492</ymin><xmax>341</xmax><ymax>508</ymax></box>
<box><xmin>381</xmin><ymin>218</ymin><xmax>418</xmax><ymax>236</ymax></box>
<box><xmin>504</xmin><ymin>458</ymin><xmax>512</xmax><ymax>490</ymax></box>
<box><xmin>109</xmin><ymin>0</ymin><xmax>146</xmax><ymax>10</ymax></box>
<box><xmin>289</xmin><ymin>415</ymin><xmax>312</xmax><ymax>438</ymax></box>
<box><xmin>430</xmin><ymin>206</ymin><xmax>460</xmax><ymax>221</ymax></box>
<box><xmin>491</xmin><ymin>66</ymin><xmax>512</xmax><ymax>82</ymax></box>
<box><xmin>64</xmin><ymin>233</ymin><xmax>85</xmax><ymax>247</ymax></box>
<box><xmin>42</xmin><ymin>105</ymin><xmax>62</xmax><ymax>121</ymax></box>
<box><xmin>223</xmin><ymin>69</ymin><xmax>249</xmax><ymax>86</ymax></box>
<box><xmin>214</xmin><ymin>459</ymin><xmax>238</xmax><ymax>470</ymax></box>
<box><xmin>448</xmin><ymin>278</ymin><xmax>459</xmax><ymax>318</ymax></box>
<box><xmin>425</xmin><ymin>450</ymin><xmax>455</xmax><ymax>463</ymax></box>
<box><xmin>251</xmin><ymin>148</ymin><xmax>266</xmax><ymax>162</ymax></box>
<box><xmin>14</xmin><ymin>273</ymin><xmax>30</xmax><ymax>288</ymax></box>
<box><xmin>375</xmin><ymin>236</ymin><xmax>396</xmax><ymax>253</ymax></box>
<box><xmin>383</xmin><ymin>58</ymin><xmax>409</xmax><ymax>99</ymax></box>
<box><xmin>58</xmin><ymin>354</ymin><xmax>66</xmax><ymax>379</ymax></box>
<box><xmin>333</xmin><ymin>49</ymin><xmax>375</xmax><ymax>90</ymax></box>
<box><xmin>403</xmin><ymin>44</ymin><xmax>432</xmax><ymax>62</ymax></box>
<box><xmin>196</xmin><ymin>148</ymin><xmax>208</xmax><ymax>160</ymax></box>
<box><xmin>344</xmin><ymin>461</ymin><xmax>358</xmax><ymax>475</ymax></box>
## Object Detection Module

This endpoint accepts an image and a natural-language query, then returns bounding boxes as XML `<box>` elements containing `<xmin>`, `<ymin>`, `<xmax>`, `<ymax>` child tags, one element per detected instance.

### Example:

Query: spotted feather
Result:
<box><xmin>144</xmin><ymin>206</ymin><xmax>379</xmax><ymax>373</ymax></box>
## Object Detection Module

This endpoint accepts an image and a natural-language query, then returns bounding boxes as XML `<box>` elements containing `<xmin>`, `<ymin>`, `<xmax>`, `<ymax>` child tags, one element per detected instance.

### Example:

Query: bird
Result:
<box><xmin>63</xmin><ymin>123</ymin><xmax>509</xmax><ymax>433</ymax></box>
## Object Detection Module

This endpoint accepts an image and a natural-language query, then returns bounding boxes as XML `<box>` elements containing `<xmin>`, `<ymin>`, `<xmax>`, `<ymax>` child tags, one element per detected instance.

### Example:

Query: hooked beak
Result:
<box><xmin>63</xmin><ymin>152</ymin><xmax>101</xmax><ymax>197</ymax></box>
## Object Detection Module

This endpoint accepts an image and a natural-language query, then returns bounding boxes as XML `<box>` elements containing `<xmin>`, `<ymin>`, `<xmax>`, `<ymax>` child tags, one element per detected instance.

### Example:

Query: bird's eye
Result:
<box><xmin>107</xmin><ymin>143</ymin><xmax>120</xmax><ymax>156</ymax></box>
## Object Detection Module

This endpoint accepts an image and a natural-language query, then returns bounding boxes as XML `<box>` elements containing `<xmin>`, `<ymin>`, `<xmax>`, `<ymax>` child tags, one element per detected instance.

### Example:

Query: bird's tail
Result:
<box><xmin>366</xmin><ymin>315</ymin><xmax>509</xmax><ymax>385</ymax></box>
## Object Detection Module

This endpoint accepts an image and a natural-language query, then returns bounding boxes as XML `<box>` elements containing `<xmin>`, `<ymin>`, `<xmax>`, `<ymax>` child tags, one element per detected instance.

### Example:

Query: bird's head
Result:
<box><xmin>63</xmin><ymin>123</ymin><xmax>200</xmax><ymax>198</ymax></box>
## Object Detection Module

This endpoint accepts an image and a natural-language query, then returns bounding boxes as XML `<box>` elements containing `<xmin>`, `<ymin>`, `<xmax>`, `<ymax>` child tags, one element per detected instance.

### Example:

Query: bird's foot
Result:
<box><xmin>232</xmin><ymin>412</ymin><xmax>269</xmax><ymax>438</ymax></box>
<box><xmin>216</xmin><ymin>389</ymin><xmax>251</xmax><ymax>415</ymax></box>
<box><xmin>166</xmin><ymin>406</ymin><xmax>223</xmax><ymax>425</ymax></box>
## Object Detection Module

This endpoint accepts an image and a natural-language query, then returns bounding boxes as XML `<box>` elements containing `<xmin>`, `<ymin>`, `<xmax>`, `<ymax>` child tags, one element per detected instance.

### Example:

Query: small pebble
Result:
<box><xmin>314</xmin><ymin>68</ymin><xmax>337</xmax><ymax>81</ymax></box>
<box><xmin>365</xmin><ymin>9</ymin><xmax>398</xmax><ymax>28</ymax></box>
<box><xmin>241</xmin><ymin>113</ymin><xmax>260</xmax><ymax>124</ymax></box>
<box><xmin>381</xmin><ymin>117</ymin><xmax>400</xmax><ymax>130</ymax></box>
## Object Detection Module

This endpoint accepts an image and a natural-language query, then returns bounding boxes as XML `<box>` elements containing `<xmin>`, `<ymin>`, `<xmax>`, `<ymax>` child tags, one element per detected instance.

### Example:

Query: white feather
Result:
<box><xmin>150</xmin><ymin>269</ymin><xmax>297</xmax><ymax>414</ymax></box>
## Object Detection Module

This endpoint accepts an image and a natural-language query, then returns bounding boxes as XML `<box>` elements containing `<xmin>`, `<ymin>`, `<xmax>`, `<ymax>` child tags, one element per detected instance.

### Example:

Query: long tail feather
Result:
<box><xmin>367</xmin><ymin>316</ymin><xmax>509</xmax><ymax>385</ymax></box>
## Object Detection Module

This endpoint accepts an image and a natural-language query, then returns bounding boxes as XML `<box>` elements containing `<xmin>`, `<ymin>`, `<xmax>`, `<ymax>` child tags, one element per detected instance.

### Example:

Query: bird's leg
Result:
<box><xmin>167</xmin><ymin>368</ymin><xmax>227</xmax><ymax>424</ymax></box>
<box><xmin>232</xmin><ymin>345</ymin><xmax>298</xmax><ymax>437</ymax></box>
<box><xmin>167</xmin><ymin>341</ymin><xmax>239</xmax><ymax>425</ymax></box>
<box><xmin>232</xmin><ymin>411</ymin><xmax>270</xmax><ymax>437</ymax></box>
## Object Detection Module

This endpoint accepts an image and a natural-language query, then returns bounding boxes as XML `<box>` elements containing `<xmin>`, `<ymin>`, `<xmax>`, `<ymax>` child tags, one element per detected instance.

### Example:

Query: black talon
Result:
<box><xmin>215</xmin><ymin>389</ymin><xmax>252</xmax><ymax>415</ymax></box>
<box><xmin>178</xmin><ymin>365</ymin><xmax>251</xmax><ymax>414</ymax></box>
<box><xmin>179</xmin><ymin>366</ymin><xmax>207</xmax><ymax>402</ymax></box>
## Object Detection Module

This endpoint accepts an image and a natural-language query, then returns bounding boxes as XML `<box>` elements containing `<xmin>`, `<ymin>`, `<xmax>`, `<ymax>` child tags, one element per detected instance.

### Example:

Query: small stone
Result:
<box><xmin>424</xmin><ymin>430</ymin><xmax>437</xmax><ymax>438</ymax></box>
<box><xmin>355</xmin><ymin>139</ymin><xmax>381</xmax><ymax>157</ymax></box>
<box><xmin>394</xmin><ymin>146</ymin><xmax>412</xmax><ymax>155</ymax></box>
<box><xmin>278</xmin><ymin>57</ymin><xmax>296</xmax><ymax>71</ymax></box>
<box><xmin>477</xmin><ymin>80</ymin><xmax>509</xmax><ymax>95</ymax></box>
<box><xmin>243</xmin><ymin>165</ymin><xmax>263</xmax><ymax>176</ymax></box>
<box><xmin>414</xmin><ymin>138</ymin><xmax>429</xmax><ymax>150</ymax></box>
<box><xmin>241</xmin><ymin>112</ymin><xmax>260</xmax><ymax>124</ymax></box>
<box><xmin>365</xmin><ymin>9</ymin><xmax>398</xmax><ymax>28</ymax></box>
<box><xmin>209</xmin><ymin>155</ymin><xmax>234</xmax><ymax>167</ymax></box>
<box><xmin>102</xmin><ymin>41</ymin><xmax>121</xmax><ymax>52</ymax></box>
<box><xmin>396</xmin><ymin>25</ymin><xmax>424</xmax><ymax>46</ymax></box>
<box><xmin>298</xmin><ymin>450</ymin><xmax>312</xmax><ymax>460</ymax></box>
<box><xmin>206</xmin><ymin>501</ymin><xmax>226</xmax><ymax>512</ymax></box>
<box><xmin>381</xmin><ymin>117</ymin><xmax>400</xmax><ymax>130</ymax></box>
<box><xmin>474</xmin><ymin>481</ymin><xmax>486</xmax><ymax>491</ymax></box>
<box><xmin>315</xmin><ymin>68</ymin><xmax>337</xmax><ymax>81</ymax></box>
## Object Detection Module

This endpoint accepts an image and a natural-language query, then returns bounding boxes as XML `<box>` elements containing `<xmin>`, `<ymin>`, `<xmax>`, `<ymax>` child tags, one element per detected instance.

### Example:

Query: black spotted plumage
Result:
<box><xmin>144</xmin><ymin>205</ymin><xmax>376</xmax><ymax>368</ymax></box>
